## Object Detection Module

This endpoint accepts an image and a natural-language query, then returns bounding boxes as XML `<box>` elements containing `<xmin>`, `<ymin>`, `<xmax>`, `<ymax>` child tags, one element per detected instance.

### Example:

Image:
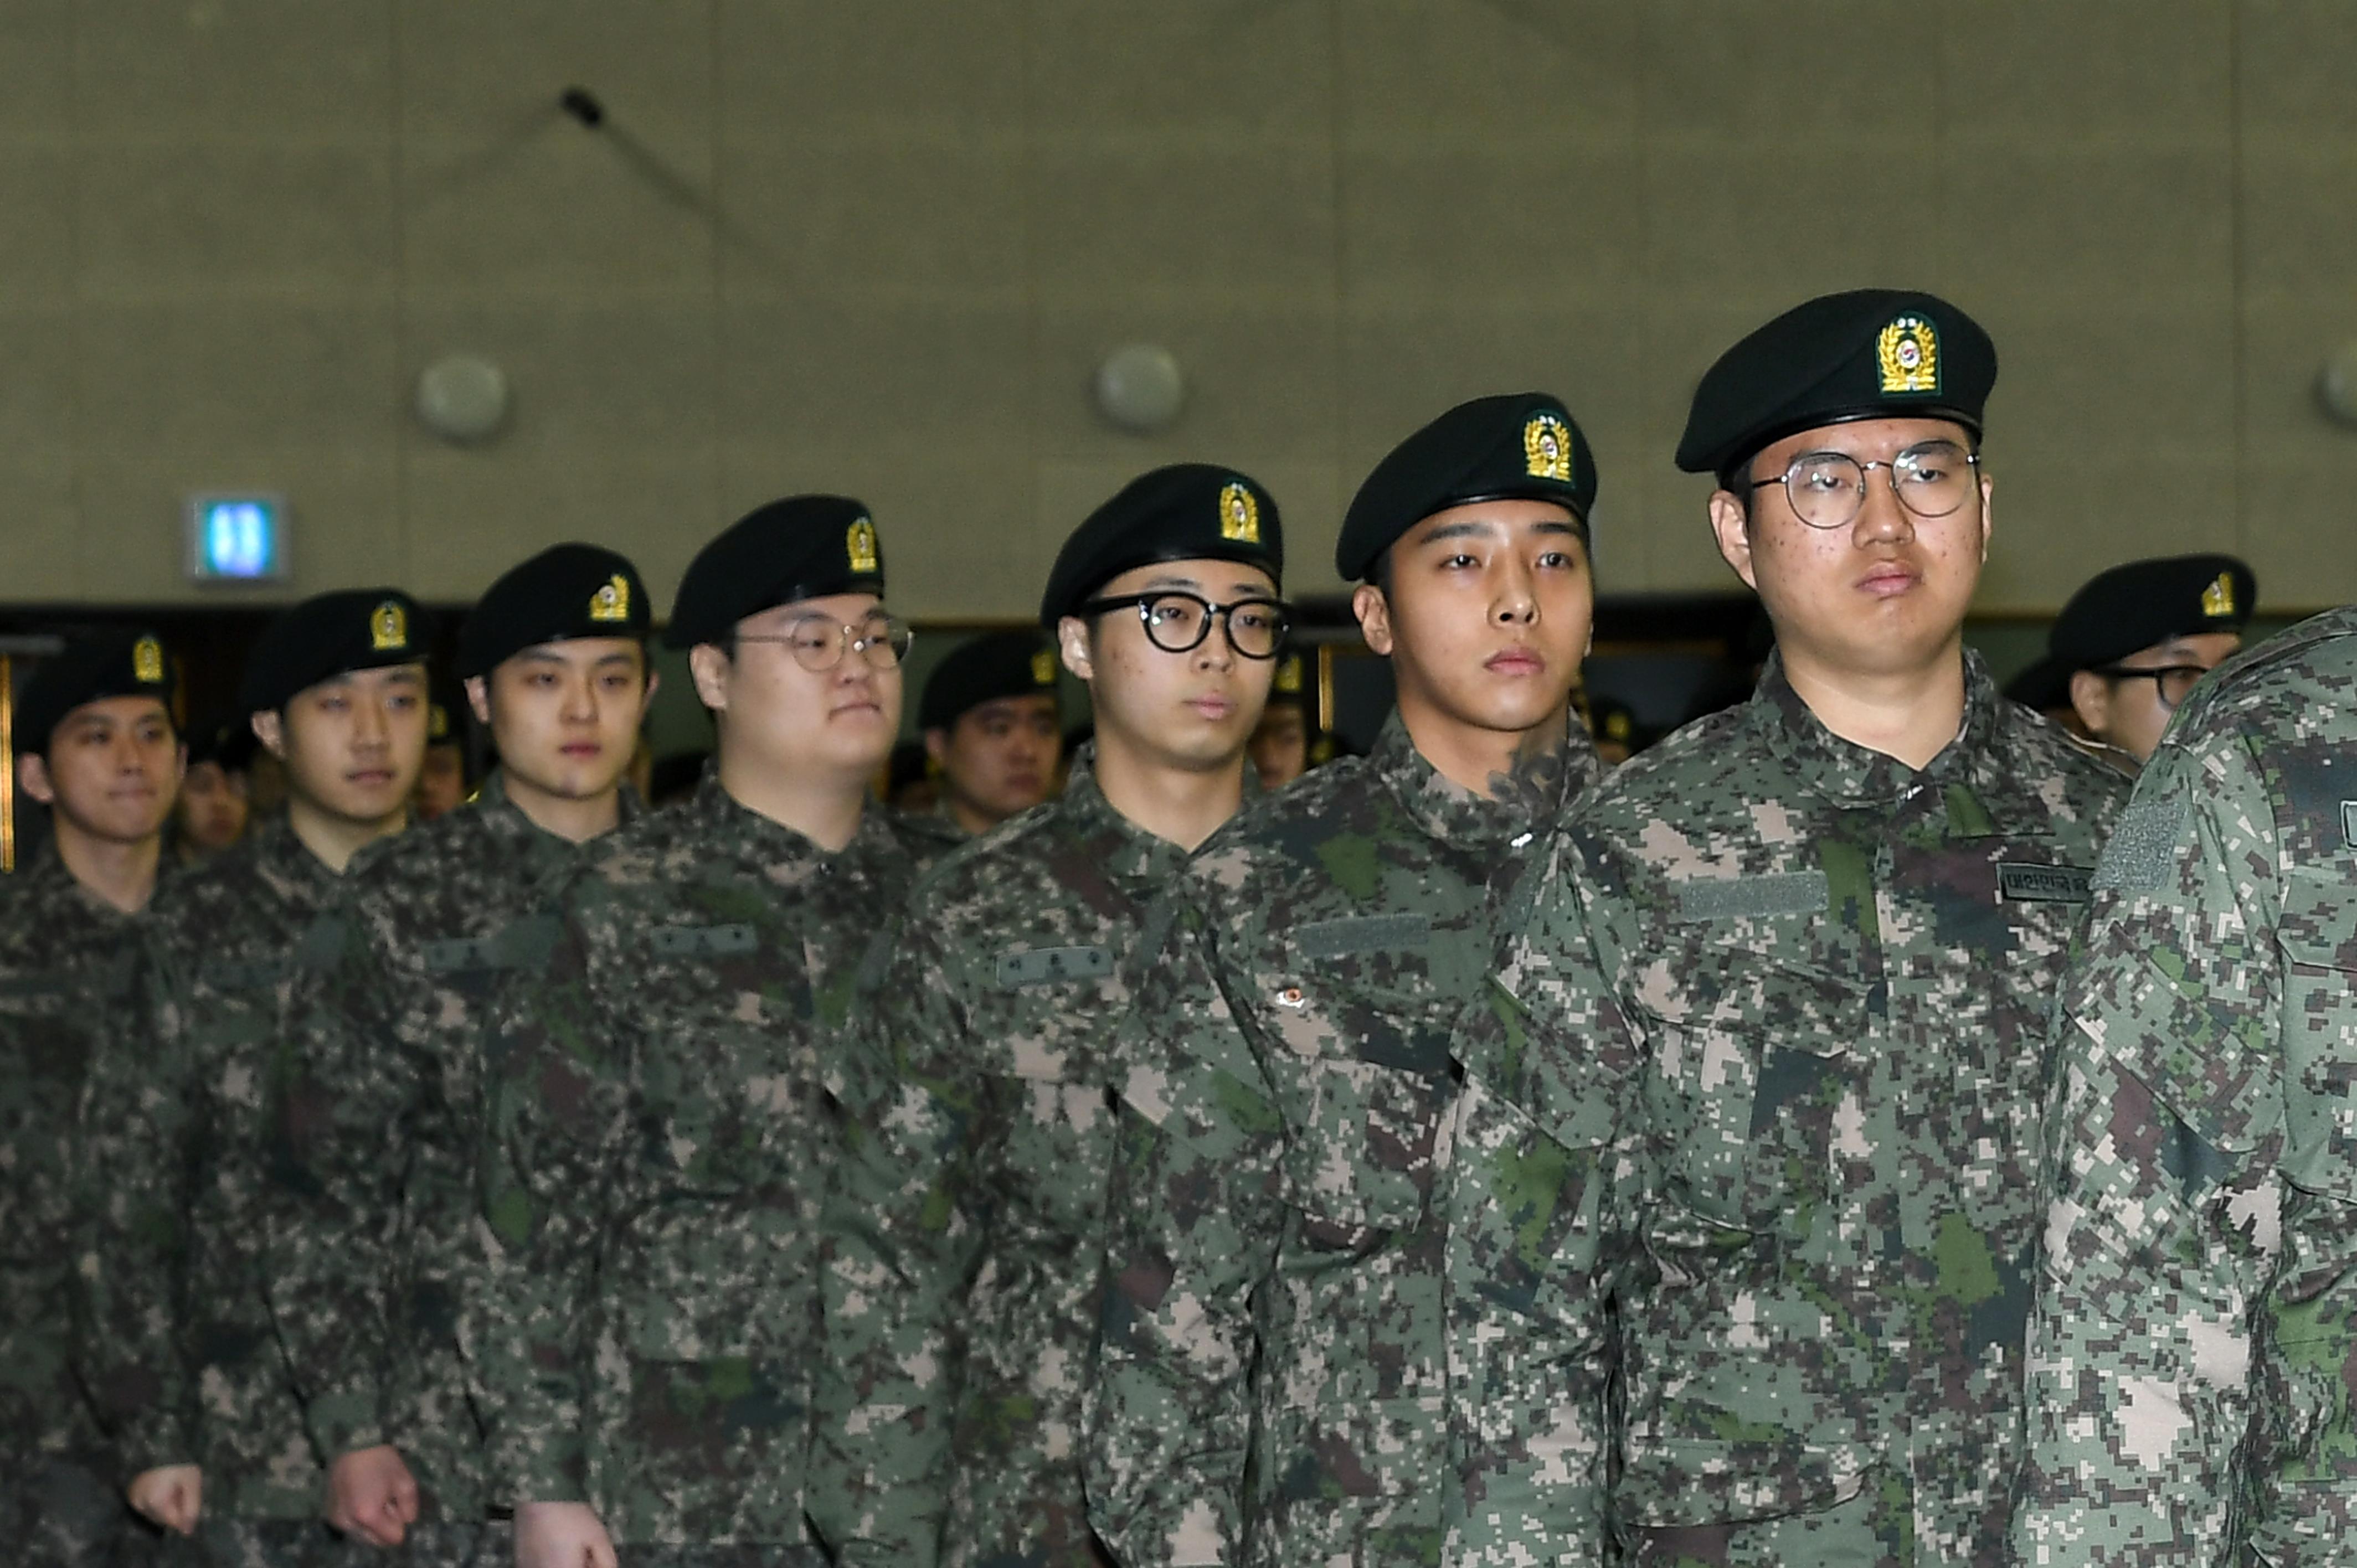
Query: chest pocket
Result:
<box><xmin>2278</xmin><ymin>873</ymin><xmax>2357</xmax><ymax>1200</ymax></box>
<box><xmin>1630</xmin><ymin>952</ymin><xmax>1872</xmax><ymax>1235</ymax></box>
<box><xmin>1267</xmin><ymin>914</ymin><xmax>1464</xmax><ymax>1244</ymax></box>
<box><xmin>985</xmin><ymin>942</ymin><xmax>1121</xmax><ymax>1095</ymax></box>
<box><xmin>634</xmin><ymin>922</ymin><xmax>815</xmax><ymax>1193</ymax></box>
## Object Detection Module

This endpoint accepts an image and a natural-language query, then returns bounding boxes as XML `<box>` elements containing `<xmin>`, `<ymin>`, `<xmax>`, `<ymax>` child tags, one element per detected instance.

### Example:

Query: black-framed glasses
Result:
<box><xmin>1077</xmin><ymin>591</ymin><xmax>1290</xmax><ymax>659</ymax></box>
<box><xmin>735</xmin><ymin>611</ymin><xmax>913</xmax><ymax>673</ymax></box>
<box><xmin>1749</xmin><ymin>440</ymin><xmax>1982</xmax><ymax>530</ymax></box>
<box><xmin>2093</xmin><ymin>662</ymin><xmax>2210</xmax><ymax>713</ymax></box>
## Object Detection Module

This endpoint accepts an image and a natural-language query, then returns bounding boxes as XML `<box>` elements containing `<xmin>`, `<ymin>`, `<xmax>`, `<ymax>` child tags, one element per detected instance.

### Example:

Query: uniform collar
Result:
<box><xmin>460</xmin><ymin>769</ymin><xmax>644</xmax><ymax>850</ymax></box>
<box><xmin>18</xmin><ymin>848</ymin><xmax>146</xmax><ymax>927</ymax></box>
<box><xmin>689</xmin><ymin>770</ymin><xmax>897</xmax><ymax>867</ymax></box>
<box><xmin>1057</xmin><ymin>744</ymin><xmax>1196</xmax><ymax>889</ymax></box>
<box><xmin>1371</xmin><ymin>705</ymin><xmax>1599</xmax><ymax>845</ymax></box>
<box><xmin>1748</xmin><ymin>646</ymin><xmax>2004</xmax><ymax>806</ymax></box>
<box><xmin>246</xmin><ymin>813</ymin><xmax>353</xmax><ymax>901</ymax></box>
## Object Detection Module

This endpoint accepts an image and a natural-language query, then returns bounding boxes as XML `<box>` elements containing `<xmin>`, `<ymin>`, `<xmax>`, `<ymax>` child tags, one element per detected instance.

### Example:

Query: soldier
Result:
<box><xmin>850</xmin><ymin>465</ymin><xmax>1287</xmax><ymax>1567</ymax></box>
<box><xmin>2013</xmin><ymin>607</ymin><xmax>2353</xmax><ymax>1562</ymax></box>
<box><xmin>1085</xmin><ymin>396</ymin><xmax>1602</xmax><ymax>1568</ymax></box>
<box><xmin>918</xmin><ymin>630</ymin><xmax>1063</xmax><ymax>835</ymax></box>
<box><xmin>470</xmin><ymin>497</ymin><xmax>945</xmax><ymax>1568</ymax></box>
<box><xmin>174</xmin><ymin>717</ymin><xmax>256</xmax><ymax>864</ymax></box>
<box><xmin>1445</xmin><ymin>291</ymin><xmax>2129</xmax><ymax>1566</ymax></box>
<box><xmin>3</xmin><ymin>631</ymin><xmax>180</xmax><ymax>1566</ymax></box>
<box><xmin>1245</xmin><ymin>651</ymin><xmax>1313</xmax><ymax>788</ymax></box>
<box><xmin>75</xmin><ymin>590</ymin><xmax>432</xmax><ymax>1565</ymax></box>
<box><xmin>2050</xmin><ymin>553</ymin><xmax>2257</xmax><ymax>767</ymax></box>
<box><xmin>256</xmin><ymin>546</ymin><xmax>660</xmax><ymax>1564</ymax></box>
<box><xmin>411</xmin><ymin>675</ymin><xmax>472</xmax><ymax>822</ymax></box>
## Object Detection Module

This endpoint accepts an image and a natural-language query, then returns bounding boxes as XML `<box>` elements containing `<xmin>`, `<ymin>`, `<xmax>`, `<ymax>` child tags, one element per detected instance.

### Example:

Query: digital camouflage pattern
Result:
<box><xmin>2</xmin><ymin>853</ymin><xmax>157</xmax><ymax>1566</ymax></box>
<box><xmin>1087</xmin><ymin>710</ymin><xmax>1600</xmax><ymax>1568</ymax></box>
<box><xmin>1456</xmin><ymin>653</ymin><xmax>2125</xmax><ymax>1567</ymax></box>
<box><xmin>267</xmin><ymin>773</ymin><xmax>641</xmax><ymax>1532</ymax></box>
<box><xmin>469</xmin><ymin>776</ymin><xmax>945</xmax><ymax>1560</ymax></box>
<box><xmin>853</xmin><ymin>751</ymin><xmax>1207</xmax><ymax>1568</ymax></box>
<box><xmin>77</xmin><ymin>817</ymin><xmax>351</xmax><ymax>1529</ymax></box>
<box><xmin>2017</xmin><ymin>606</ymin><xmax>2357</xmax><ymax>1566</ymax></box>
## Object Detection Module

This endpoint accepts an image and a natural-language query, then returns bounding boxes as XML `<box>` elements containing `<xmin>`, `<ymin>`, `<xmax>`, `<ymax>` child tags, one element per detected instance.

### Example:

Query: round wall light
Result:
<box><xmin>2319</xmin><ymin>342</ymin><xmax>2357</xmax><ymax>429</ymax></box>
<box><xmin>1094</xmin><ymin>343</ymin><xmax>1185</xmax><ymax>434</ymax></box>
<box><xmin>415</xmin><ymin>354</ymin><xmax>511</xmax><ymax>444</ymax></box>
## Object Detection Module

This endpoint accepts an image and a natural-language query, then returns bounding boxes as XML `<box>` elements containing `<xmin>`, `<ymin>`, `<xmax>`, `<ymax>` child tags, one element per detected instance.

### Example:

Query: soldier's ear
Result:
<box><xmin>687</xmin><ymin>643</ymin><xmax>733</xmax><ymax>714</ymax></box>
<box><xmin>464</xmin><ymin>676</ymin><xmax>492</xmax><ymax>727</ymax></box>
<box><xmin>2068</xmin><ymin>668</ymin><xmax>2112</xmax><ymax>739</ymax></box>
<box><xmin>250</xmin><ymin>710</ymin><xmax>288</xmax><ymax>761</ymax></box>
<box><xmin>17</xmin><ymin>751</ymin><xmax>55</xmax><ymax>807</ymax></box>
<box><xmin>1056</xmin><ymin>616</ymin><xmax>1093</xmax><ymax>683</ymax></box>
<box><xmin>1708</xmin><ymin>490</ymin><xmax>1757</xmax><ymax>591</ymax></box>
<box><xmin>1350</xmin><ymin>583</ymin><xmax>1393</xmax><ymax>657</ymax></box>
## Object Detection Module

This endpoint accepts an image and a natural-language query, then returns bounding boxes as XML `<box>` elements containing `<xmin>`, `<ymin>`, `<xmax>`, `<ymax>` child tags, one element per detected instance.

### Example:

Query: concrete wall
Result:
<box><xmin>4</xmin><ymin>1</ymin><xmax>2353</xmax><ymax>618</ymax></box>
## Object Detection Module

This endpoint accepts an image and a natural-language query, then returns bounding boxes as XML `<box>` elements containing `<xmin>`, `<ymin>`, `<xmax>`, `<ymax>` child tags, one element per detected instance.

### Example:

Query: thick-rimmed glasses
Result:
<box><xmin>736</xmin><ymin>611</ymin><xmax>913</xmax><ymax>673</ymax></box>
<box><xmin>2094</xmin><ymin>662</ymin><xmax>2210</xmax><ymax>713</ymax></box>
<box><xmin>1748</xmin><ymin>440</ymin><xmax>1982</xmax><ymax>530</ymax></box>
<box><xmin>1077</xmin><ymin>591</ymin><xmax>1290</xmax><ymax>659</ymax></box>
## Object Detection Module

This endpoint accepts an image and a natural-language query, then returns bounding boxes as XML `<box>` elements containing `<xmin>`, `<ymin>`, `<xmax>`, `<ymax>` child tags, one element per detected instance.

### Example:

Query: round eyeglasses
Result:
<box><xmin>2094</xmin><ymin>662</ymin><xmax>2210</xmax><ymax>713</ymax></box>
<box><xmin>1748</xmin><ymin>440</ymin><xmax>1982</xmax><ymax>530</ymax></box>
<box><xmin>1077</xmin><ymin>591</ymin><xmax>1290</xmax><ymax>660</ymax></box>
<box><xmin>735</xmin><ymin>612</ymin><xmax>913</xmax><ymax>673</ymax></box>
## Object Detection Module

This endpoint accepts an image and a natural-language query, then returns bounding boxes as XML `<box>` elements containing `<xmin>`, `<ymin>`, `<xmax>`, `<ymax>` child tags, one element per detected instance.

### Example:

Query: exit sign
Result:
<box><xmin>185</xmin><ymin>494</ymin><xmax>289</xmax><ymax>582</ymax></box>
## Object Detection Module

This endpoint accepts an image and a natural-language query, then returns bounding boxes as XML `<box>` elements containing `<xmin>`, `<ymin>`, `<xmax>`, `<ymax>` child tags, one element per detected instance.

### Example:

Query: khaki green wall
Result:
<box><xmin>4</xmin><ymin>2</ymin><xmax>2353</xmax><ymax>619</ymax></box>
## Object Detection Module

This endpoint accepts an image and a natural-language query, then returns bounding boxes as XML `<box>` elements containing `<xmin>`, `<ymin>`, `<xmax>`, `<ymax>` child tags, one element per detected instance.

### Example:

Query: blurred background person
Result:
<box><xmin>919</xmin><ymin>629</ymin><xmax>1063</xmax><ymax>835</ymax></box>
<box><xmin>2050</xmin><ymin>554</ymin><xmax>2256</xmax><ymax>768</ymax></box>
<box><xmin>173</xmin><ymin>715</ymin><xmax>256</xmax><ymax>864</ymax></box>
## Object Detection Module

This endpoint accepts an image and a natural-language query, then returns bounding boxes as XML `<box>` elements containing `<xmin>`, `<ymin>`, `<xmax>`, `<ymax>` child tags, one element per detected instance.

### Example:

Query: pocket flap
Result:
<box><xmin>1617</xmin><ymin>1434</ymin><xmax>1871</xmax><ymax>1528</ymax></box>
<box><xmin>2281</xmin><ymin>875</ymin><xmax>2357</xmax><ymax>973</ymax></box>
<box><xmin>1282</xmin><ymin>1056</ymin><xmax>1446</xmax><ymax>1234</ymax></box>
<box><xmin>1628</xmin><ymin>950</ymin><xmax>1869</xmax><ymax>1043</ymax></box>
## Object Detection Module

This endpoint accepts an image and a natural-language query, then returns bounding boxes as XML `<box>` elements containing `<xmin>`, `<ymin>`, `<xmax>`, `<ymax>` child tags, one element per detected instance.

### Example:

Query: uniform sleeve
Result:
<box><xmin>1440</xmin><ymin>826</ymin><xmax>1643</xmax><ymax>1568</ymax></box>
<box><xmin>469</xmin><ymin>899</ymin><xmax>633</xmax><ymax>1508</ymax></box>
<box><xmin>1087</xmin><ymin>891</ymin><xmax>1289</xmax><ymax>1568</ymax></box>
<box><xmin>807</xmin><ymin>920</ymin><xmax>961</xmax><ymax>1568</ymax></box>
<box><xmin>2015</xmin><ymin>734</ymin><xmax>2291</xmax><ymax>1565</ymax></box>
<box><xmin>70</xmin><ymin>935</ymin><xmax>201</xmax><ymax>1480</ymax></box>
<box><xmin>262</xmin><ymin>911</ymin><xmax>405</xmax><ymax>1461</ymax></box>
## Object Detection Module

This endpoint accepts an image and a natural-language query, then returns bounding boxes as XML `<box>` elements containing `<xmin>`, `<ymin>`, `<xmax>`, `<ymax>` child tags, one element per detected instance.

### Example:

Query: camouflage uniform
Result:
<box><xmin>1459</xmin><ymin>652</ymin><xmax>2124</xmax><ymax>1567</ymax></box>
<box><xmin>2016</xmin><ymin>607</ymin><xmax>2357</xmax><ymax>1566</ymax></box>
<box><xmin>853</xmin><ymin>749</ymin><xmax>1221</xmax><ymax>1568</ymax></box>
<box><xmin>1086</xmin><ymin>711</ymin><xmax>1601</xmax><ymax>1567</ymax></box>
<box><xmin>469</xmin><ymin>776</ymin><xmax>946</xmax><ymax>1565</ymax></box>
<box><xmin>260</xmin><ymin>773</ymin><xmax>642</xmax><ymax>1562</ymax></box>
<box><xmin>76</xmin><ymin>818</ymin><xmax>358</xmax><ymax>1566</ymax></box>
<box><xmin>4</xmin><ymin>853</ymin><xmax>158</xmax><ymax>1567</ymax></box>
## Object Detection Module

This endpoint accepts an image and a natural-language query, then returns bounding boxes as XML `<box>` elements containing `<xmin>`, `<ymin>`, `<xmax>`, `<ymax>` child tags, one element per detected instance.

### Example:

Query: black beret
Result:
<box><xmin>18</xmin><ymin>630</ymin><xmax>176</xmax><ymax>757</ymax></box>
<box><xmin>1039</xmin><ymin>465</ymin><xmax>1283</xmax><ymax>626</ymax></box>
<box><xmin>239</xmin><ymin>589</ymin><xmax>433</xmax><ymax>714</ymax></box>
<box><xmin>1337</xmin><ymin>393</ymin><xmax>1596</xmax><ymax>581</ymax></box>
<box><xmin>424</xmin><ymin>669</ymin><xmax>469</xmax><ymax>746</ymax></box>
<box><xmin>919</xmin><ymin>631</ymin><xmax>1061</xmax><ymax>731</ymax></box>
<box><xmin>454</xmin><ymin>543</ymin><xmax>650</xmax><ymax>678</ymax></box>
<box><xmin>2049</xmin><ymin>554</ymin><xmax>2256</xmax><ymax>674</ymax></box>
<box><xmin>1676</xmin><ymin>288</ymin><xmax>1998</xmax><ymax>480</ymax></box>
<box><xmin>665</xmin><ymin>495</ymin><xmax>884</xmax><ymax>649</ymax></box>
<box><xmin>185</xmin><ymin>713</ymin><xmax>260</xmax><ymax>772</ymax></box>
<box><xmin>1267</xmin><ymin>652</ymin><xmax>1310</xmax><ymax>709</ymax></box>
